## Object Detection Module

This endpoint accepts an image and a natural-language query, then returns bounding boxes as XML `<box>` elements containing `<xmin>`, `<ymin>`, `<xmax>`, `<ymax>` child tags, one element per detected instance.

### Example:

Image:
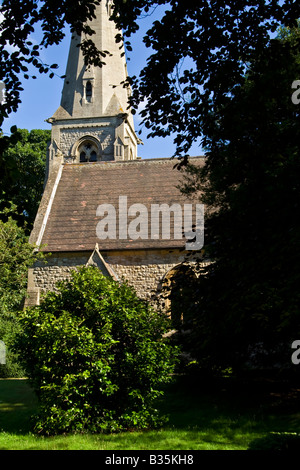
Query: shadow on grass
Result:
<box><xmin>248</xmin><ymin>432</ymin><xmax>300</xmax><ymax>450</ymax></box>
<box><xmin>0</xmin><ymin>379</ymin><xmax>38</xmax><ymax>434</ymax></box>
<box><xmin>158</xmin><ymin>373</ymin><xmax>300</xmax><ymax>443</ymax></box>
<box><xmin>0</xmin><ymin>373</ymin><xmax>300</xmax><ymax>450</ymax></box>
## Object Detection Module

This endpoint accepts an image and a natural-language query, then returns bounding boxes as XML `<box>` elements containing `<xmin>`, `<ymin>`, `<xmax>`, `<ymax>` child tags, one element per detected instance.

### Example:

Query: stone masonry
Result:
<box><xmin>30</xmin><ymin>249</ymin><xmax>187</xmax><ymax>303</ymax></box>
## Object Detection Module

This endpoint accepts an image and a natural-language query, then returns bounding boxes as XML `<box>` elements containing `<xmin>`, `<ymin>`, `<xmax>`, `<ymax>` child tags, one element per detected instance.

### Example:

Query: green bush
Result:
<box><xmin>14</xmin><ymin>267</ymin><xmax>178</xmax><ymax>435</ymax></box>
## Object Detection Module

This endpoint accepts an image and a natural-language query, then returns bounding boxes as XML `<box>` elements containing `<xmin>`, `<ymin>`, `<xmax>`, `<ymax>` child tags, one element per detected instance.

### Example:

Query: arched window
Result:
<box><xmin>78</xmin><ymin>140</ymin><xmax>100</xmax><ymax>163</ymax></box>
<box><xmin>161</xmin><ymin>264</ymin><xmax>197</xmax><ymax>328</ymax></box>
<box><xmin>86</xmin><ymin>81</ymin><xmax>93</xmax><ymax>102</ymax></box>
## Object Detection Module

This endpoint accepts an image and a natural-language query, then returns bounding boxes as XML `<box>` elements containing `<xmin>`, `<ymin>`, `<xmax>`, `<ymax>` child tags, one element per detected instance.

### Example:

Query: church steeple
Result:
<box><xmin>46</xmin><ymin>0</ymin><xmax>139</xmax><ymax>177</ymax></box>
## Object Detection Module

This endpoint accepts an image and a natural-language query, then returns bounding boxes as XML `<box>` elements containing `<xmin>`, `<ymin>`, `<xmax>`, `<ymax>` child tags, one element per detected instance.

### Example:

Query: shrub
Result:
<box><xmin>14</xmin><ymin>267</ymin><xmax>178</xmax><ymax>435</ymax></box>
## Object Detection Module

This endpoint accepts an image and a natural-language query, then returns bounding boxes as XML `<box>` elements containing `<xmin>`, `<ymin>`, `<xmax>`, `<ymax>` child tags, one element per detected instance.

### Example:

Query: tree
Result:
<box><xmin>108</xmin><ymin>1</ymin><xmax>300</xmax><ymax>372</ymax></box>
<box><xmin>14</xmin><ymin>266</ymin><xmax>178</xmax><ymax>435</ymax></box>
<box><xmin>112</xmin><ymin>0</ymin><xmax>300</xmax><ymax>156</ymax></box>
<box><xmin>1</xmin><ymin>1</ymin><xmax>300</xmax><ymax>143</ymax></box>
<box><xmin>0</xmin><ymin>208</ymin><xmax>45</xmax><ymax>377</ymax></box>
<box><xmin>0</xmin><ymin>128</ymin><xmax>50</xmax><ymax>230</ymax></box>
<box><xmin>173</xmin><ymin>28</ymin><xmax>300</xmax><ymax>372</ymax></box>
<box><xmin>0</xmin><ymin>0</ymin><xmax>110</xmax><ymax>126</ymax></box>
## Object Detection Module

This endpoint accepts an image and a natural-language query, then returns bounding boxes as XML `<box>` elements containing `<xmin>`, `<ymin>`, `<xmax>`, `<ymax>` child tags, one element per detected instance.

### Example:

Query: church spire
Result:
<box><xmin>46</xmin><ymin>0</ymin><xmax>139</xmax><ymax>176</ymax></box>
<box><xmin>57</xmin><ymin>1</ymin><xmax>132</xmax><ymax>121</ymax></box>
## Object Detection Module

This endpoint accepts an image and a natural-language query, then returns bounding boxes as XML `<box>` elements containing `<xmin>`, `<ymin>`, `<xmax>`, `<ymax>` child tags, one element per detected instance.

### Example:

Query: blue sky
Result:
<box><xmin>1</xmin><ymin>8</ymin><xmax>203</xmax><ymax>160</ymax></box>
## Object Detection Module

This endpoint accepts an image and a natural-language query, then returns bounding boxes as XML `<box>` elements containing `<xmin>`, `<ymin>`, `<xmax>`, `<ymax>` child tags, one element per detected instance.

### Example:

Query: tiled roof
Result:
<box><xmin>37</xmin><ymin>157</ymin><xmax>204</xmax><ymax>252</ymax></box>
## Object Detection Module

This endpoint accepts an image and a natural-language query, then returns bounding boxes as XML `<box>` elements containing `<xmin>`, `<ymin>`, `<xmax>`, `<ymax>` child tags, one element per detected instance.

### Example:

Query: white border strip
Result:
<box><xmin>36</xmin><ymin>165</ymin><xmax>63</xmax><ymax>247</ymax></box>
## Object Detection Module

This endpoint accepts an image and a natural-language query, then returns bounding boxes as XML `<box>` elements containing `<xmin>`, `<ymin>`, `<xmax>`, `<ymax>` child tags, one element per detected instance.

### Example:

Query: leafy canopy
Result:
<box><xmin>0</xmin><ymin>0</ymin><xmax>106</xmax><ymax>125</ymax></box>
<box><xmin>1</xmin><ymin>0</ymin><xmax>300</xmax><ymax>150</ymax></box>
<box><xmin>175</xmin><ymin>27</ymin><xmax>300</xmax><ymax>371</ymax></box>
<box><xmin>0</xmin><ymin>209</ymin><xmax>45</xmax><ymax>377</ymax></box>
<box><xmin>112</xmin><ymin>0</ymin><xmax>300</xmax><ymax>156</ymax></box>
<box><xmin>0</xmin><ymin>128</ymin><xmax>50</xmax><ymax>230</ymax></box>
<box><xmin>0</xmin><ymin>207</ymin><xmax>44</xmax><ymax>315</ymax></box>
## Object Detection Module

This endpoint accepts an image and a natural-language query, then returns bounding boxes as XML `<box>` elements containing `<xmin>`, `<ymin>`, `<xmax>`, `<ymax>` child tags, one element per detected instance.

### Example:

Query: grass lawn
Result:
<box><xmin>0</xmin><ymin>373</ymin><xmax>300</xmax><ymax>450</ymax></box>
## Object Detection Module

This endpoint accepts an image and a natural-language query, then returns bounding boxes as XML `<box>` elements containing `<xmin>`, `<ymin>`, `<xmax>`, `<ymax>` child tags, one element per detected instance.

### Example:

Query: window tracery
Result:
<box><xmin>78</xmin><ymin>140</ymin><xmax>100</xmax><ymax>162</ymax></box>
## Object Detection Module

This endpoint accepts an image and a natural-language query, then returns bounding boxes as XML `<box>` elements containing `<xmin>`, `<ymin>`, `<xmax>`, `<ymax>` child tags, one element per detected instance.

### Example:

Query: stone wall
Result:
<box><xmin>105</xmin><ymin>249</ymin><xmax>186</xmax><ymax>301</ymax></box>
<box><xmin>26</xmin><ymin>248</ymin><xmax>188</xmax><ymax>306</ymax></box>
<box><xmin>60</xmin><ymin>126</ymin><xmax>114</xmax><ymax>160</ymax></box>
<box><xmin>32</xmin><ymin>252</ymin><xmax>90</xmax><ymax>294</ymax></box>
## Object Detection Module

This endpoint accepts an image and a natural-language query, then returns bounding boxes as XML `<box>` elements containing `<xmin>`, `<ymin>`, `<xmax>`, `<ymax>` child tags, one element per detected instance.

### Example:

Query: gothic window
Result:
<box><xmin>86</xmin><ymin>81</ymin><xmax>93</xmax><ymax>102</ymax></box>
<box><xmin>78</xmin><ymin>140</ymin><xmax>100</xmax><ymax>163</ymax></box>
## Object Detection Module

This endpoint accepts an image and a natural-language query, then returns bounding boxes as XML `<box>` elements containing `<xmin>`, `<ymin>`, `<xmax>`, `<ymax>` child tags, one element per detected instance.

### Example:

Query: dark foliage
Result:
<box><xmin>173</xmin><ymin>30</ymin><xmax>300</xmax><ymax>372</ymax></box>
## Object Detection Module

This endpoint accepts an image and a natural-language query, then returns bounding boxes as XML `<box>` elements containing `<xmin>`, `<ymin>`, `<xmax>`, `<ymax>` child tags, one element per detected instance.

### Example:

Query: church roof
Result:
<box><xmin>34</xmin><ymin>157</ymin><xmax>204</xmax><ymax>253</ymax></box>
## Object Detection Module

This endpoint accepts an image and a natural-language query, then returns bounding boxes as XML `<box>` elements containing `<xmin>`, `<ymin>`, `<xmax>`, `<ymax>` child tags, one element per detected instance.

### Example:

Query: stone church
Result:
<box><xmin>26</xmin><ymin>1</ymin><xmax>205</xmax><ymax>310</ymax></box>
